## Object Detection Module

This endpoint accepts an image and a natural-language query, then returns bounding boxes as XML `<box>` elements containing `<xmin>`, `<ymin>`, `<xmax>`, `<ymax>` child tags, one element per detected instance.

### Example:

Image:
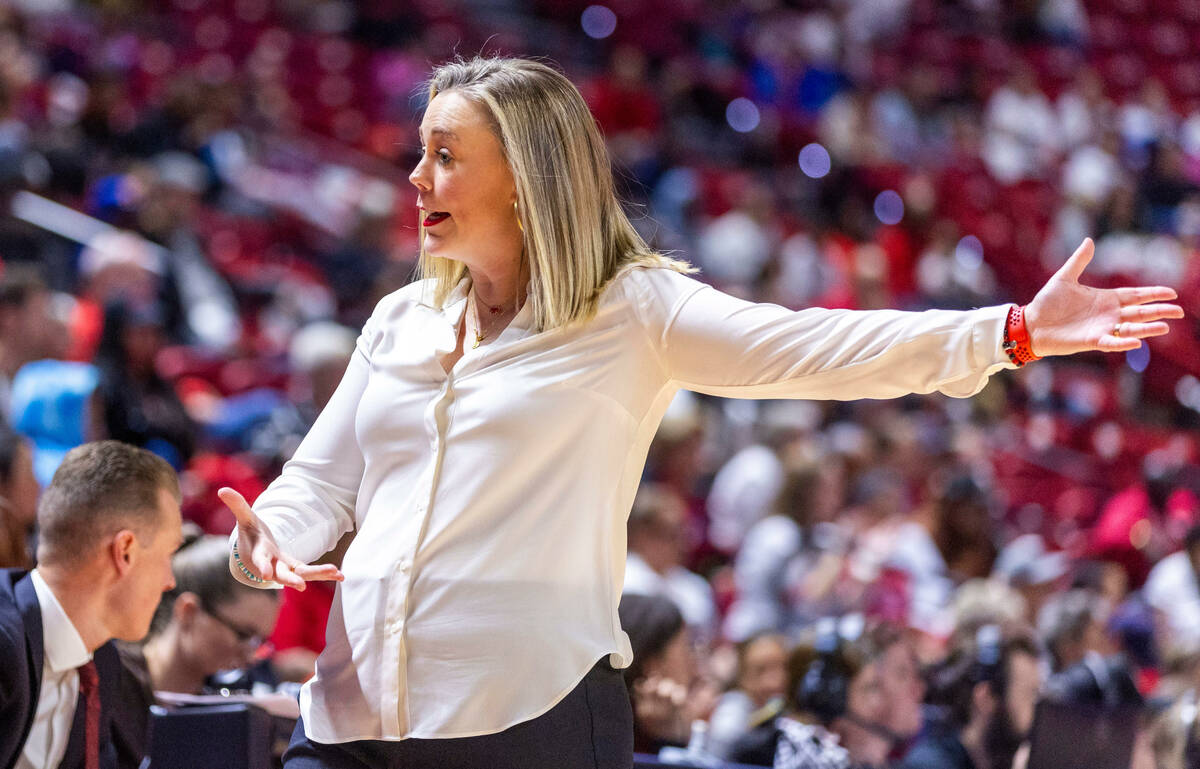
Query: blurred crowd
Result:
<box><xmin>0</xmin><ymin>0</ymin><xmax>1199</xmax><ymax>767</ymax></box>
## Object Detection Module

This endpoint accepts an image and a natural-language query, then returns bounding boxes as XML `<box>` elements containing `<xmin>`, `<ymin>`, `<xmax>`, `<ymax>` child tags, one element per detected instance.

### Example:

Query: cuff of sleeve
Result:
<box><xmin>251</xmin><ymin>506</ymin><xmax>337</xmax><ymax>566</ymax></box>
<box><xmin>976</xmin><ymin>304</ymin><xmax>1020</xmax><ymax>371</ymax></box>
<box><xmin>227</xmin><ymin>529</ymin><xmax>283</xmax><ymax>590</ymax></box>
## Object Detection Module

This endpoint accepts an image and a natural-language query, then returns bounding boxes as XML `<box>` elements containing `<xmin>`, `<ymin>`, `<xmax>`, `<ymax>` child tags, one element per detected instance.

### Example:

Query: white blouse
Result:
<box><xmin>234</xmin><ymin>266</ymin><xmax>1014</xmax><ymax>743</ymax></box>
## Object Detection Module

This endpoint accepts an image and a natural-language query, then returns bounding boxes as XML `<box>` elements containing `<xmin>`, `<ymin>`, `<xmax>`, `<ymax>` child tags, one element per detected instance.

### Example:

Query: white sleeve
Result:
<box><xmin>635</xmin><ymin>269</ymin><xmax>1016</xmax><ymax>400</ymax></box>
<box><xmin>230</xmin><ymin>311</ymin><xmax>380</xmax><ymax>579</ymax></box>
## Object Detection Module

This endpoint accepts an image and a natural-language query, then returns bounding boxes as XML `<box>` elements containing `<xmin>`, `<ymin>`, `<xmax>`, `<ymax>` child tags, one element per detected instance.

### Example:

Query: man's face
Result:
<box><xmin>116</xmin><ymin>488</ymin><xmax>182</xmax><ymax>641</ymax></box>
<box><xmin>738</xmin><ymin>635</ymin><xmax>788</xmax><ymax>707</ymax></box>
<box><xmin>878</xmin><ymin>640</ymin><xmax>925</xmax><ymax>738</ymax></box>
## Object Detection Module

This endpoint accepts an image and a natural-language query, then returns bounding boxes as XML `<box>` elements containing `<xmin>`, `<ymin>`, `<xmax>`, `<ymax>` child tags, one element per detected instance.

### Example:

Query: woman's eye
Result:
<box><xmin>418</xmin><ymin>145</ymin><xmax>451</xmax><ymax>165</ymax></box>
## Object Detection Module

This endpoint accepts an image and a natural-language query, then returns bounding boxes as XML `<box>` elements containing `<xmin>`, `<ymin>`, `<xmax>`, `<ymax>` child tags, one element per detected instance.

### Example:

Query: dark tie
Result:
<box><xmin>76</xmin><ymin>660</ymin><xmax>100</xmax><ymax>769</ymax></box>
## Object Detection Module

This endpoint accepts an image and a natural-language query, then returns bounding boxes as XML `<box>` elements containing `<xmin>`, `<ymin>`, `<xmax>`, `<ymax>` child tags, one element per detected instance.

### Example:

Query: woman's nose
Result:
<box><xmin>409</xmin><ymin>157</ymin><xmax>430</xmax><ymax>191</ymax></box>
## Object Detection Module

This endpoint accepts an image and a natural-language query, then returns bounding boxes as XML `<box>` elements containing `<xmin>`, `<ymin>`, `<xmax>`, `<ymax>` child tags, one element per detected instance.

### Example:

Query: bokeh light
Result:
<box><xmin>873</xmin><ymin>190</ymin><xmax>904</xmax><ymax>225</ymax></box>
<box><xmin>581</xmin><ymin>5</ymin><xmax>617</xmax><ymax>39</ymax></box>
<box><xmin>725</xmin><ymin>98</ymin><xmax>760</xmax><ymax>133</ymax></box>
<box><xmin>954</xmin><ymin>235</ymin><xmax>984</xmax><ymax>268</ymax></box>
<box><xmin>1126</xmin><ymin>341</ymin><xmax>1150</xmax><ymax>372</ymax></box>
<box><xmin>798</xmin><ymin>143</ymin><xmax>831</xmax><ymax>178</ymax></box>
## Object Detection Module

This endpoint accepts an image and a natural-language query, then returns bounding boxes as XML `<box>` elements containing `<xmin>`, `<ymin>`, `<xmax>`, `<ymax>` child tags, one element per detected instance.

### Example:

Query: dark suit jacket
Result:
<box><xmin>0</xmin><ymin>569</ymin><xmax>122</xmax><ymax>769</ymax></box>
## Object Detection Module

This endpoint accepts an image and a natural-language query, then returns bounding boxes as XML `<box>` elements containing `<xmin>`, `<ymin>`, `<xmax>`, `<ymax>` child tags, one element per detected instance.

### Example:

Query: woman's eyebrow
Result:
<box><xmin>419</xmin><ymin>127</ymin><xmax>460</xmax><ymax>143</ymax></box>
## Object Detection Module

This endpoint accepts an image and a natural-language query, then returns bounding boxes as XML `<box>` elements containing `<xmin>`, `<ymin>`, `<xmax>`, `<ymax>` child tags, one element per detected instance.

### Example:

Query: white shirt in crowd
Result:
<box><xmin>233</xmin><ymin>265</ymin><xmax>1013</xmax><ymax>742</ymax></box>
<box><xmin>707</xmin><ymin>443</ymin><xmax>785</xmax><ymax>554</ymax></box>
<box><xmin>1145</xmin><ymin>550</ymin><xmax>1200</xmax><ymax>646</ymax></box>
<box><xmin>623</xmin><ymin>551</ymin><xmax>717</xmax><ymax>642</ymax></box>
<box><xmin>17</xmin><ymin>570</ymin><xmax>91</xmax><ymax>769</ymax></box>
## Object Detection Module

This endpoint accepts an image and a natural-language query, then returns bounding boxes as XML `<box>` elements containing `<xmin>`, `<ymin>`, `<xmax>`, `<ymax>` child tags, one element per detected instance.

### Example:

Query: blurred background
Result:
<box><xmin>1</xmin><ymin>0</ymin><xmax>1199</xmax><ymax>767</ymax></box>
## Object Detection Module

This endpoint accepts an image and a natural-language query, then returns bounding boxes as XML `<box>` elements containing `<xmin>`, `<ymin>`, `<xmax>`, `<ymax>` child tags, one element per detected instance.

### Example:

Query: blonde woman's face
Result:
<box><xmin>409</xmin><ymin>91</ymin><xmax>521</xmax><ymax>269</ymax></box>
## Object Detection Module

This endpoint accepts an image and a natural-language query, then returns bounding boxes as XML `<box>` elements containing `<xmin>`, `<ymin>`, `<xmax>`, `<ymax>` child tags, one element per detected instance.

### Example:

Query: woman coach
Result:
<box><xmin>222</xmin><ymin>56</ymin><xmax>1182</xmax><ymax>769</ymax></box>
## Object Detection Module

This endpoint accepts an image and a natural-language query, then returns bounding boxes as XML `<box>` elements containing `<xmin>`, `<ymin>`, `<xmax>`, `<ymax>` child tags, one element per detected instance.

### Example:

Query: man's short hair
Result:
<box><xmin>1037</xmin><ymin>589</ymin><xmax>1110</xmax><ymax>668</ymax></box>
<box><xmin>37</xmin><ymin>440</ymin><xmax>180</xmax><ymax>565</ymax></box>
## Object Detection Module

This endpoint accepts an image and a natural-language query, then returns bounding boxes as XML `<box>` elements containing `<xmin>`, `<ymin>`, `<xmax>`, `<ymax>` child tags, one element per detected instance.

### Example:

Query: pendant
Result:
<box><xmin>473</xmin><ymin>334</ymin><xmax>482</xmax><ymax>349</ymax></box>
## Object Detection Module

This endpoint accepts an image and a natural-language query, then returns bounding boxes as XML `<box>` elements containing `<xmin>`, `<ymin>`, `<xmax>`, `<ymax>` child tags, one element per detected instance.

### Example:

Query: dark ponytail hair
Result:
<box><xmin>618</xmin><ymin>593</ymin><xmax>685</xmax><ymax>688</ymax></box>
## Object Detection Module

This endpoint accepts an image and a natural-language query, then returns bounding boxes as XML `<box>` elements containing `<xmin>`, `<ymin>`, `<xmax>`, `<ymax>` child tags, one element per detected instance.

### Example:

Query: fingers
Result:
<box><xmin>1099</xmin><ymin>322</ymin><xmax>1171</xmax><ymax>352</ymax></box>
<box><xmin>1055</xmin><ymin>238</ymin><xmax>1094</xmax><ymax>283</ymax></box>
<box><xmin>293</xmin><ymin>563</ymin><xmax>345</xmax><ymax>582</ymax></box>
<box><xmin>272</xmin><ymin>559</ymin><xmax>309</xmax><ymax>591</ymax></box>
<box><xmin>250</xmin><ymin>547</ymin><xmax>278</xmax><ymax>584</ymax></box>
<box><xmin>1115</xmin><ymin>285</ymin><xmax>1179</xmax><ymax>305</ymax></box>
<box><xmin>1117</xmin><ymin>321</ymin><xmax>1172</xmax><ymax>339</ymax></box>
<box><xmin>1120</xmin><ymin>303</ymin><xmax>1185</xmax><ymax>322</ymax></box>
<box><xmin>218</xmin><ymin>487</ymin><xmax>258</xmax><ymax>529</ymax></box>
<box><xmin>634</xmin><ymin>676</ymin><xmax>688</xmax><ymax>706</ymax></box>
<box><xmin>1098</xmin><ymin>335</ymin><xmax>1148</xmax><ymax>353</ymax></box>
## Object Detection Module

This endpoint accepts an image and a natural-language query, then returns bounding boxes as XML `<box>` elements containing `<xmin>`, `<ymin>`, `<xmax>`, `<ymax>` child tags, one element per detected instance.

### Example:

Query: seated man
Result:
<box><xmin>0</xmin><ymin>440</ymin><xmax>183</xmax><ymax>769</ymax></box>
<box><xmin>901</xmin><ymin>624</ymin><xmax>1042</xmax><ymax>769</ymax></box>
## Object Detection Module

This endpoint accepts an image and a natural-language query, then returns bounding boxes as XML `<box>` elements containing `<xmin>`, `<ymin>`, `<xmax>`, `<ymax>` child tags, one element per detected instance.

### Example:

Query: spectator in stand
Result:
<box><xmin>1138</xmin><ymin>141</ymin><xmax>1199</xmax><ymax>234</ymax></box>
<box><xmin>992</xmin><ymin>533</ymin><xmax>1071</xmax><ymax>626</ymax></box>
<box><xmin>0</xmin><ymin>419</ymin><xmax>37</xmax><ymax>569</ymax></box>
<box><xmin>915</xmin><ymin>474</ymin><xmax>998</xmax><ymax>584</ymax></box>
<box><xmin>1037</xmin><ymin>588</ymin><xmax>1115</xmax><ymax>673</ymax></box>
<box><xmin>114</xmin><ymin>534</ymin><xmax>281</xmax><ymax>763</ymax></box>
<box><xmin>68</xmin><ymin>231</ymin><xmax>162</xmax><ymax>363</ymax></box>
<box><xmin>624</xmin><ymin>482</ymin><xmax>718</xmax><ymax>643</ymax></box>
<box><xmin>708</xmin><ymin>632</ymin><xmax>789</xmax><ymax>760</ymax></box>
<box><xmin>723</xmin><ymin>450</ymin><xmax>845</xmax><ymax>641</ymax></box>
<box><xmin>707</xmin><ymin>399</ymin><xmax>821</xmax><ymax>555</ymax></box>
<box><xmin>617</xmin><ymin>593</ymin><xmax>719</xmax><ymax>756</ymax></box>
<box><xmin>9</xmin><ymin>359</ymin><xmax>103</xmax><ymax>487</ymax></box>
<box><xmin>0</xmin><ymin>264</ymin><xmax>58</xmax><ymax>414</ymax></box>
<box><xmin>1145</xmin><ymin>525</ymin><xmax>1200</xmax><ymax>650</ymax></box>
<box><xmin>870</xmin><ymin>624</ymin><xmax>926</xmax><ymax>760</ymax></box>
<box><xmin>1042</xmin><ymin>652</ymin><xmax>1143</xmax><ymax>708</ymax></box>
<box><xmin>1148</xmin><ymin>689</ymin><xmax>1200</xmax><ymax>769</ymax></box>
<box><xmin>730</xmin><ymin>617</ymin><xmax>895</xmax><ymax>769</ymax></box>
<box><xmin>903</xmin><ymin>625</ymin><xmax>1042</xmax><ymax>769</ymax></box>
<box><xmin>249</xmin><ymin>321</ymin><xmax>360</xmax><ymax>469</ymax></box>
<box><xmin>93</xmin><ymin>301</ymin><xmax>196</xmax><ymax>470</ymax></box>
<box><xmin>982</xmin><ymin>66</ymin><xmax>1062</xmax><ymax>184</ymax></box>
<box><xmin>1091</xmin><ymin>459</ymin><xmax>1197</xmax><ymax>592</ymax></box>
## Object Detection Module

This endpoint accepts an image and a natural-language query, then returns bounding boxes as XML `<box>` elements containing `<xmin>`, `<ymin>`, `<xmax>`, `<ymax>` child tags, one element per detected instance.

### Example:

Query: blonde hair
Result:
<box><xmin>418</xmin><ymin>56</ymin><xmax>693</xmax><ymax>332</ymax></box>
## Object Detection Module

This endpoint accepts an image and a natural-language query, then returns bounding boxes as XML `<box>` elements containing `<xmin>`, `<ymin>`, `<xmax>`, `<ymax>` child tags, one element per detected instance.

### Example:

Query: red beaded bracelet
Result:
<box><xmin>1003</xmin><ymin>304</ymin><xmax>1041</xmax><ymax>367</ymax></box>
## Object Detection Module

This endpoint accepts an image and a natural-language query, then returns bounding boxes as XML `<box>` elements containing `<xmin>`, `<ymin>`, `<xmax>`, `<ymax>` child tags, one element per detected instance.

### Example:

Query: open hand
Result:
<box><xmin>1024</xmin><ymin>238</ymin><xmax>1184</xmax><ymax>357</ymax></box>
<box><xmin>219</xmin><ymin>487</ymin><xmax>344</xmax><ymax>591</ymax></box>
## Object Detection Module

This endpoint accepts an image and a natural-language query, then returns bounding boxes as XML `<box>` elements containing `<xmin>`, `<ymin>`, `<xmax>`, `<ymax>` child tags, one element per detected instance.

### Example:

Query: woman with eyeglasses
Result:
<box><xmin>112</xmin><ymin>533</ymin><xmax>281</xmax><ymax>764</ymax></box>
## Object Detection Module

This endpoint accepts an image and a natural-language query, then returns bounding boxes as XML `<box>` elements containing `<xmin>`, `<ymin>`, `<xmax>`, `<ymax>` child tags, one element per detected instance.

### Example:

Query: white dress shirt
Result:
<box><xmin>18</xmin><ymin>570</ymin><xmax>92</xmax><ymax>769</ymax></box>
<box><xmin>235</xmin><ymin>266</ymin><xmax>1013</xmax><ymax>742</ymax></box>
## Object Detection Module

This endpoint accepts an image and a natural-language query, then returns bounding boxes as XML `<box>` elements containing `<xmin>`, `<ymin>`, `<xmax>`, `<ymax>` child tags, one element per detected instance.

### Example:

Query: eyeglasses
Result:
<box><xmin>198</xmin><ymin>599</ymin><xmax>263</xmax><ymax>647</ymax></box>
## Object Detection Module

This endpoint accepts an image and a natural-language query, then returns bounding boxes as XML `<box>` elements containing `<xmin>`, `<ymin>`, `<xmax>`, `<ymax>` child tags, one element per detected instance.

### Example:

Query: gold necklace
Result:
<box><xmin>469</xmin><ymin>290</ymin><xmax>505</xmax><ymax>349</ymax></box>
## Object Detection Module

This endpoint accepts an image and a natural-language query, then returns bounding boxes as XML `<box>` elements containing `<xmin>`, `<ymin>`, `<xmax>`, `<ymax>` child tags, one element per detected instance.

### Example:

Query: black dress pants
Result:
<box><xmin>283</xmin><ymin>657</ymin><xmax>634</xmax><ymax>769</ymax></box>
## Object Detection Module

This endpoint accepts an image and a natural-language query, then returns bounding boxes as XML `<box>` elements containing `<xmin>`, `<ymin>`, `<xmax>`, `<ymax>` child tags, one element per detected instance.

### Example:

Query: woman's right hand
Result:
<box><xmin>632</xmin><ymin>675</ymin><xmax>691</xmax><ymax>744</ymax></box>
<box><xmin>219</xmin><ymin>486</ymin><xmax>344</xmax><ymax>591</ymax></box>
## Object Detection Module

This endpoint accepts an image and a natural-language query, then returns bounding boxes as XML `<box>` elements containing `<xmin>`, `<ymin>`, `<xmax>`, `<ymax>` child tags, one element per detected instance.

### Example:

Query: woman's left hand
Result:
<box><xmin>1024</xmin><ymin>238</ymin><xmax>1184</xmax><ymax>357</ymax></box>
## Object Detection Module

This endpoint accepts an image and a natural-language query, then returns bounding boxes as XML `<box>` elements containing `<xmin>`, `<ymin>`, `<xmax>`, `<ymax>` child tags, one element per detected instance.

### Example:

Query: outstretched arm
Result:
<box><xmin>636</xmin><ymin>239</ymin><xmax>1182</xmax><ymax>402</ymax></box>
